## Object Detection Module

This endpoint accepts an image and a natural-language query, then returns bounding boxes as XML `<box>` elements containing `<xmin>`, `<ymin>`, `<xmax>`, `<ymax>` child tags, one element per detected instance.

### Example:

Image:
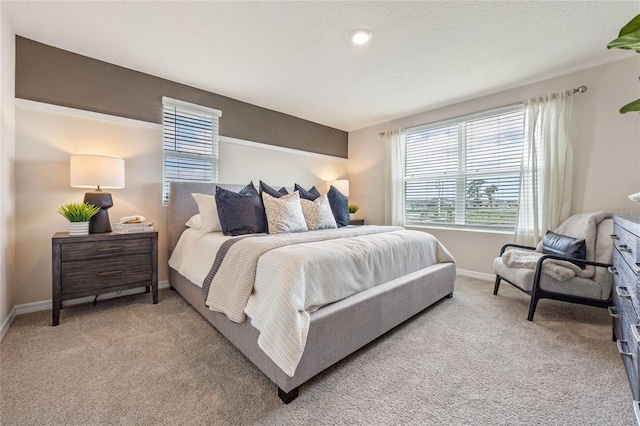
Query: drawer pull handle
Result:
<box><xmin>608</xmin><ymin>306</ymin><xmax>619</xmax><ymax>318</ymax></box>
<box><xmin>616</xmin><ymin>286</ymin><xmax>632</xmax><ymax>300</ymax></box>
<box><xmin>608</xmin><ymin>266</ymin><xmax>618</xmax><ymax>275</ymax></box>
<box><xmin>618</xmin><ymin>244</ymin><xmax>633</xmax><ymax>253</ymax></box>
<box><xmin>633</xmin><ymin>324</ymin><xmax>640</xmax><ymax>343</ymax></box>
<box><xmin>97</xmin><ymin>246</ymin><xmax>125</xmax><ymax>252</ymax></box>
<box><xmin>617</xmin><ymin>339</ymin><xmax>633</xmax><ymax>357</ymax></box>
<box><xmin>97</xmin><ymin>270</ymin><xmax>124</xmax><ymax>277</ymax></box>
<box><xmin>611</xmin><ymin>234</ymin><xmax>620</xmax><ymax>240</ymax></box>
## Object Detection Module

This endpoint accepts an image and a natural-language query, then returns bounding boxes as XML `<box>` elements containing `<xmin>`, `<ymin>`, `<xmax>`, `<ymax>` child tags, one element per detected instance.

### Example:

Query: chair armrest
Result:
<box><xmin>535</xmin><ymin>254</ymin><xmax>612</xmax><ymax>271</ymax></box>
<box><xmin>499</xmin><ymin>243</ymin><xmax>537</xmax><ymax>256</ymax></box>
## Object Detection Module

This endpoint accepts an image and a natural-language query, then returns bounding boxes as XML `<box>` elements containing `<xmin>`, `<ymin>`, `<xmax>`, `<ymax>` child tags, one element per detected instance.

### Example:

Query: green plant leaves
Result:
<box><xmin>57</xmin><ymin>202</ymin><xmax>101</xmax><ymax>222</ymax></box>
<box><xmin>608</xmin><ymin>14</ymin><xmax>640</xmax><ymax>52</ymax></box>
<box><xmin>619</xmin><ymin>14</ymin><xmax>640</xmax><ymax>37</ymax></box>
<box><xmin>607</xmin><ymin>32</ymin><xmax>640</xmax><ymax>52</ymax></box>
<box><xmin>348</xmin><ymin>204</ymin><xmax>359</xmax><ymax>213</ymax></box>
<box><xmin>620</xmin><ymin>98</ymin><xmax>640</xmax><ymax>114</ymax></box>
<box><xmin>608</xmin><ymin>14</ymin><xmax>640</xmax><ymax>113</ymax></box>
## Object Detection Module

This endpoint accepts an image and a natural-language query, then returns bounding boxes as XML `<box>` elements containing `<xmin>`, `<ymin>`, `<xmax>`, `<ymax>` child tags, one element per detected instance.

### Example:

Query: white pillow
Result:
<box><xmin>262</xmin><ymin>191</ymin><xmax>308</xmax><ymax>234</ymax></box>
<box><xmin>300</xmin><ymin>194</ymin><xmax>338</xmax><ymax>230</ymax></box>
<box><xmin>191</xmin><ymin>193</ymin><xmax>222</xmax><ymax>233</ymax></box>
<box><xmin>185</xmin><ymin>214</ymin><xmax>202</xmax><ymax>230</ymax></box>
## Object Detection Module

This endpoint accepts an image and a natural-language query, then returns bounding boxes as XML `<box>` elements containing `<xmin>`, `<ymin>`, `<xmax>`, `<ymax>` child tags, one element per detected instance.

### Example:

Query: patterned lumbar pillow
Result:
<box><xmin>262</xmin><ymin>191</ymin><xmax>308</xmax><ymax>234</ymax></box>
<box><xmin>300</xmin><ymin>194</ymin><xmax>338</xmax><ymax>230</ymax></box>
<box><xmin>327</xmin><ymin>185</ymin><xmax>349</xmax><ymax>227</ymax></box>
<box><xmin>294</xmin><ymin>183</ymin><xmax>321</xmax><ymax>201</ymax></box>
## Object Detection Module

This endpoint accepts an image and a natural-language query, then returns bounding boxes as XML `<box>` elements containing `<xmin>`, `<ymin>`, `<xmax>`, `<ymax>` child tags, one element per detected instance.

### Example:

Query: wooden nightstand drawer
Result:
<box><xmin>61</xmin><ymin>238</ymin><xmax>151</xmax><ymax>261</ymax></box>
<box><xmin>61</xmin><ymin>253</ymin><xmax>152</xmax><ymax>295</ymax></box>
<box><xmin>52</xmin><ymin>231</ymin><xmax>158</xmax><ymax>326</ymax></box>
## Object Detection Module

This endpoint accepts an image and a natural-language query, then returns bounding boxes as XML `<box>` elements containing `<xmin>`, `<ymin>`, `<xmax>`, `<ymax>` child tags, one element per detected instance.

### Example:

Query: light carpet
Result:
<box><xmin>0</xmin><ymin>276</ymin><xmax>632</xmax><ymax>425</ymax></box>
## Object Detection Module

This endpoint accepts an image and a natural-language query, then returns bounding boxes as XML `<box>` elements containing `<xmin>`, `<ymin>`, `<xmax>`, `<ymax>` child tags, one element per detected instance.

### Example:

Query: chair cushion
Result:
<box><xmin>542</xmin><ymin>230</ymin><xmax>586</xmax><ymax>268</ymax></box>
<box><xmin>493</xmin><ymin>256</ymin><xmax>611</xmax><ymax>300</ymax></box>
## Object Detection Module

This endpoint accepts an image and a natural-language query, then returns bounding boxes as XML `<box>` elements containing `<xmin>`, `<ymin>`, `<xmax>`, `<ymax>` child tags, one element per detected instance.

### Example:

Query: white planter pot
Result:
<box><xmin>68</xmin><ymin>221</ymin><xmax>89</xmax><ymax>236</ymax></box>
<box><xmin>349</xmin><ymin>213</ymin><xmax>356</xmax><ymax>220</ymax></box>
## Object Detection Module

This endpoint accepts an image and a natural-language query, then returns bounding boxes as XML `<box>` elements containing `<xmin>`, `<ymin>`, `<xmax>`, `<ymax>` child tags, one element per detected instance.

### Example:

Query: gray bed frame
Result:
<box><xmin>167</xmin><ymin>181</ymin><xmax>456</xmax><ymax>403</ymax></box>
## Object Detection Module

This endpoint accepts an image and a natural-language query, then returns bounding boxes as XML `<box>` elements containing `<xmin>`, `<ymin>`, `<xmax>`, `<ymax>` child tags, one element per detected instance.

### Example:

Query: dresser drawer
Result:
<box><xmin>614</xmin><ymin>221</ymin><xmax>640</xmax><ymax>273</ymax></box>
<box><xmin>619</xmin><ymin>296</ymin><xmax>640</xmax><ymax>400</ymax></box>
<box><xmin>61</xmin><ymin>253</ymin><xmax>152</xmax><ymax>294</ymax></box>
<box><xmin>612</xmin><ymin>285</ymin><xmax>623</xmax><ymax>341</ymax></box>
<box><xmin>61</xmin><ymin>238</ymin><xmax>151</xmax><ymax>261</ymax></box>
<box><xmin>615</xmin><ymin>255</ymin><xmax>640</xmax><ymax>314</ymax></box>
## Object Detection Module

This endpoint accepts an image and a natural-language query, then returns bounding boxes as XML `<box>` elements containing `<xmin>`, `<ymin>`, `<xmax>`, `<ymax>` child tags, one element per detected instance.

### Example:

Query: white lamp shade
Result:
<box><xmin>70</xmin><ymin>155</ymin><xmax>125</xmax><ymax>189</ymax></box>
<box><xmin>328</xmin><ymin>179</ymin><xmax>349</xmax><ymax>197</ymax></box>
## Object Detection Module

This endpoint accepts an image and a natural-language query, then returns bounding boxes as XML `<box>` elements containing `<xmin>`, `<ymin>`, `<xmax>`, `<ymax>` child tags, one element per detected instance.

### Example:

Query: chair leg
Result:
<box><xmin>493</xmin><ymin>275</ymin><xmax>501</xmax><ymax>295</ymax></box>
<box><xmin>527</xmin><ymin>294</ymin><xmax>539</xmax><ymax>321</ymax></box>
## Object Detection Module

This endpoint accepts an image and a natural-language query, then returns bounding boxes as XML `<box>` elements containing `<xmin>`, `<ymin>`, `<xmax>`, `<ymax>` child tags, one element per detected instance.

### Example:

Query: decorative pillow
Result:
<box><xmin>300</xmin><ymin>194</ymin><xmax>338</xmax><ymax>230</ymax></box>
<box><xmin>294</xmin><ymin>183</ymin><xmax>321</xmax><ymax>201</ymax></box>
<box><xmin>278</xmin><ymin>187</ymin><xmax>289</xmax><ymax>195</ymax></box>
<box><xmin>215</xmin><ymin>183</ymin><xmax>267</xmax><ymax>236</ymax></box>
<box><xmin>191</xmin><ymin>193</ymin><xmax>222</xmax><ymax>233</ymax></box>
<box><xmin>262</xmin><ymin>191</ymin><xmax>308</xmax><ymax>234</ymax></box>
<box><xmin>185</xmin><ymin>214</ymin><xmax>202</xmax><ymax>230</ymax></box>
<box><xmin>542</xmin><ymin>230</ymin><xmax>586</xmax><ymax>268</ymax></box>
<box><xmin>259</xmin><ymin>181</ymin><xmax>285</xmax><ymax>199</ymax></box>
<box><xmin>327</xmin><ymin>185</ymin><xmax>349</xmax><ymax>227</ymax></box>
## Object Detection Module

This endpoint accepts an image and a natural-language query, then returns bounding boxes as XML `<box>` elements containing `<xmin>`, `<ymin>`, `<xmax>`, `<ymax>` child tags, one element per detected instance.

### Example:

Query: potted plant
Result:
<box><xmin>57</xmin><ymin>202</ymin><xmax>101</xmax><ymax>236</ymax></box>
<box><xmin>348</xmin><ymin>204</ymin><xmax>359</xmax><ymax>220</ymax></box>
<box><xmin>608</xmin><ymin>14</ymin><xmax>640</xmax><ymax>205</ymax></box>
<box><xmin>607</xmin><ymin>13</ymin><xmax>640</xmax><ymax>113</ymax></box>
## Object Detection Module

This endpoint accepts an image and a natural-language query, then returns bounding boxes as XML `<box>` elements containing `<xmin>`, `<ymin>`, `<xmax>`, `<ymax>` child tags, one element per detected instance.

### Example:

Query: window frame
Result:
<box><xmin>404</xmin><ymin>103</ymin><xmax>524</xmax><ymax>231</ymax></box>
<box><xmin>162</xmin><ymin>97</ymin><xmax>222</xmax><ymax>206</ymax></box>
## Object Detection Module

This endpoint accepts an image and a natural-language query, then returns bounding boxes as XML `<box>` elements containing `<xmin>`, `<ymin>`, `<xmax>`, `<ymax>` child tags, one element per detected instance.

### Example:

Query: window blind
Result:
<box><xmin>162</xmin><ymin>97</ymin><xmax>221</xmax><ymax>206</ymax></box>
<box><xmin>404</xmin><ymin>105</ymin><xmax>524</xmax><ymax>229</ymax></box>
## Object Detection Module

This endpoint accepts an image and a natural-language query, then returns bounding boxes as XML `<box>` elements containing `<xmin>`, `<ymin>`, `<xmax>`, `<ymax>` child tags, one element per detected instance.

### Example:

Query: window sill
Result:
<box><xmin>405</xmin><ymin>224</ymin><xmax>514</xmax><ymax>236</ymax></box>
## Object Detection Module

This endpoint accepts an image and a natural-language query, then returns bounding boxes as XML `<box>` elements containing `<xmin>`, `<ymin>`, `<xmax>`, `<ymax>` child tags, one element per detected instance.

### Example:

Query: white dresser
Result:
<box><xmin>612</xmin><ymin>215</ymin><xmax>640</xmax><ymax>422</ymax></box>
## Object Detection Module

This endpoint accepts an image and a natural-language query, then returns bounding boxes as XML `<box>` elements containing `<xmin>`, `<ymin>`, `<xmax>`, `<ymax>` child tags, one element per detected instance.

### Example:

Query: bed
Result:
<box><xmin>167</xmin><ymin>181</ymin><xmax>456</xmax><ymax>403</ymax></box>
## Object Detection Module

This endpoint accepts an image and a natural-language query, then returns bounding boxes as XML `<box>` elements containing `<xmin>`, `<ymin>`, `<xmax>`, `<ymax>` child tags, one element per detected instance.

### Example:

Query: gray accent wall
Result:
<box><xmin>15</xmin><ymin>37</ymin><xmax>348</xmax><ymax>158</ymax></box>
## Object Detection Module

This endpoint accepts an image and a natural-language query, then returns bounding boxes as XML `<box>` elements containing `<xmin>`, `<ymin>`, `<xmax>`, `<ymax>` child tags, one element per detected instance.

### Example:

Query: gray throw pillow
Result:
<box><xmin>542</xmin><ymin>230</ymin><xmax>586</xmax><ymax>268</ymax></box>
<box><xmin>215</xmin><ymin>182</ymin><xmax>267</xmax><ymax>236</ymax></box>
<box><xmin>294</xmin><ymin>184</ymin><xmax>321</xmax><ymax>201</ymax></box>
<box><xmin>327</xmin><ymin>185</ymin><xmax>349</xmax><ymax>227</ymax></box>
<box><xmin>259</xmin><ymin>181</ymin><xmax>285</xmax><ymax>199</ymax></box>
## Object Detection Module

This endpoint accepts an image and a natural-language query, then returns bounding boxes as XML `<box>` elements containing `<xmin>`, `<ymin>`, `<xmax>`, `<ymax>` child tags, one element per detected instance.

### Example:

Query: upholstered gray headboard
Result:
<box><xmin>167</xmin><ymin>181</ymin><xmax>245</xmax><ymax>254</ymax></box>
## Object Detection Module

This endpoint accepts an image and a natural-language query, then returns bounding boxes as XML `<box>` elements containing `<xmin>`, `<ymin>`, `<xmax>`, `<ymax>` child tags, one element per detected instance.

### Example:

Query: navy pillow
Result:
<box><xmin>542</xmin><ymin>230</ymin><xmax>586</xmax><ymax>268</ymax></box>
<box><xmin>215</xmin><ymin>182</ymin><xmax>267</xmax><ymax>236</ymax></box>
<box><xmin>327</xmin><ymin>185</ymin><xmax>349</xmax><ymax>227</ymax></box>
<box><xmin>294</xmin><ymin>184</ymin><xmax>321</xmax><ymax>201</ymax></box>
<box><xmin>278</xmin><ymin>187</ymin><xmax>289</xmax><ymax>195</ymax></box>
<box><xmin>259</xmin><ymin>181</ymin><xmax>285</xmax><ymax>199</ymax></box>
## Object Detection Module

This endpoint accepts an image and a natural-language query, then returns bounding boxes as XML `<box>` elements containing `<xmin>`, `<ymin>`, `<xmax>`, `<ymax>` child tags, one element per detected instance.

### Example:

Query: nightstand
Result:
<box><xmin>348</xmin><ymin>219</ymin><xmax>365</xmax><ymax>226</ymax></box>
<box><xmin>51</xmin><ymin>231</ymin><xmax>158</xmax><ymax>326</ymax></box>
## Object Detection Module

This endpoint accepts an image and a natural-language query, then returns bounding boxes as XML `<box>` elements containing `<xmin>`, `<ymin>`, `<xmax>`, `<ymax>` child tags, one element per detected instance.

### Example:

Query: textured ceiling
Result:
<box><xmin>4</xmin><ymin>1</ymin><xmax>639</xmax><ymax>132</ymax></box>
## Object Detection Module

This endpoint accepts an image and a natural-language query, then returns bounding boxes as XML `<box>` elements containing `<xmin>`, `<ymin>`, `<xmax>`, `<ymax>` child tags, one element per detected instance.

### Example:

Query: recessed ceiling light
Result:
<box><xmin>352</xmin><ymin>29</ymin><xmax>372</xmax><ymax>45</ymax></box>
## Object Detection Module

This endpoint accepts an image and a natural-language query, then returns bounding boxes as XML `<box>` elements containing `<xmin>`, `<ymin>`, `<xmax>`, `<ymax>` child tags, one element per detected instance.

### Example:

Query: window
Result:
<box><xmin>404</xmin><ymin>105</ymin><xmax>524</xmax><ymax>230</ymax></box>
<box><xmin>162</xmin><ymin>97</ymin><xmax>222</xmax><ymax>206</ymax></box>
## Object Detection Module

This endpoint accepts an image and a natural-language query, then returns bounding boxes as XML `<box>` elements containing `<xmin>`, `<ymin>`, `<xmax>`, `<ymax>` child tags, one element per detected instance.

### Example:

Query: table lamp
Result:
<box><xmin>328</xmin><ymin>179</ymin><xmax>350</xmax><ymax>197</ymax></box>
<box><xmin>70</xmin><ymin>155</ymin><xmax>125</xmax><ymax>233</ymax></box>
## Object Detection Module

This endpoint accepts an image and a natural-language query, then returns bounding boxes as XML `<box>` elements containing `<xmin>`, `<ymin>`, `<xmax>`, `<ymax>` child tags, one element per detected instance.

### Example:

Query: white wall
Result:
<box><xmin>13</xmin><ymin>102</ymin><xmax>347</xmax><ymax>305</ymax></box>
<box><xmin>0</xmin><ymin>4</ymin><xmax>16</xmax><ymax>330</ymax></box>
<box><xmin>349</xmin><ymin>56</ymin><xmax>640</xmax><ymax>276</ymax></box>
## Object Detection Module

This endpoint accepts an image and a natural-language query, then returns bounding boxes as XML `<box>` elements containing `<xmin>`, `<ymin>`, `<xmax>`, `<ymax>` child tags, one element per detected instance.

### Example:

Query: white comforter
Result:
<box><xmin>170</xmin><ymin>226</ymin><xmax>455</xmax><ymax>377</ymax></box>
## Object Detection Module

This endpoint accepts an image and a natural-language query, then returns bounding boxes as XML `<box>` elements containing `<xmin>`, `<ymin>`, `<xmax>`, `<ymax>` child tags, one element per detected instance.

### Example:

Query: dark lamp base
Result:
<box><xmin>84</xmin><ymin>190</ymin><xmax>113</xmax><ymax>233</ymax></box>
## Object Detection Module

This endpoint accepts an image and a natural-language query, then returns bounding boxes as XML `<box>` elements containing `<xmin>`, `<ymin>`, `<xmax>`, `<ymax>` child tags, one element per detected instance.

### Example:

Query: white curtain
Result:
<box><xmin>384</xmin><ymin>129</ymin><xmax>406</xmax><ymax>226</ymax></box>
<box><xmin>515</xmin><ymin>91</ymin><xmax>574</xmax><ymax>246</ymax></box>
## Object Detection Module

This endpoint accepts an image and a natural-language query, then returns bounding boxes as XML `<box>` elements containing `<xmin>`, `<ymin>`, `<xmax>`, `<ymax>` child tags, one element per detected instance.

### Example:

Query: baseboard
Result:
<box><xmin>1</xmin><ymin>280</ymin><xmax>170</xmax><ymax>339</ymax></box>
<box><xmin>0</xmin><ymin>306</ymin><xmax>17</xmax><ymax>342</ymax></box>
<box><xmin>456</xmin><ymin>269</ymin><xmax>494</xmax><ymax>282</ymax></box>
